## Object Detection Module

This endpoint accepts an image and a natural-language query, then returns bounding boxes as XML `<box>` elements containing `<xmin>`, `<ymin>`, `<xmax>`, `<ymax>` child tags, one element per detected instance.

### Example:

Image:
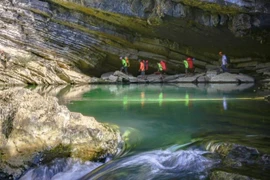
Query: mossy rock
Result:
<box><xmin>40</xmin><ymin>144</ymin><xmax>71</xmax><ymax>164</ymax></box>
<box><xmin>210</xmin><ymin>170</ymin><xmax>259</xmax><ymax>180</ymax></box>
<box><xmin>121</xmin><ymin>127</ymin><xmax>142</xmax><ymax>151</ymax></box>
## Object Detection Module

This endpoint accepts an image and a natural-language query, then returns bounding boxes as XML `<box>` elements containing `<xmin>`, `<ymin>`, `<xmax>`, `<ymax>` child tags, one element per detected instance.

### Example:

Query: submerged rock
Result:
<box><xmin>205</xmin><ymin>142</ymin><xmax>270</xmax><ymax>179</ymax></box>
<box><xmin>0</xmin><ymin>88</ymin><xmax>122</xmax><ymax>178</ymax></box>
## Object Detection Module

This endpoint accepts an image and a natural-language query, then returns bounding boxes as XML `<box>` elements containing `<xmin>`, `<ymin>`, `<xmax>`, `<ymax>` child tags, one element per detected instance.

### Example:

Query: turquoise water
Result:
<box><xmin>67</xmin><ymin>84</ymin><xmax>270</xmax><ymax>153</ymax></box>
<box><xmin>20</xmin><ymin>83</ymin><xmax>270</xmax><ymax>179</ymax></box>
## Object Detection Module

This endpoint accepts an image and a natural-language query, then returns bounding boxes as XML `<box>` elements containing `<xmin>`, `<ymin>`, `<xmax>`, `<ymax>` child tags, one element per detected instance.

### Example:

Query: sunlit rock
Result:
<box><xmin>209</xmin><ymin>72</ymin><xmax>254</xmax><ymax>83</ymax></box>
<box><xmin>0</xmin><ymin>88</ymin><xmax>122</xmax><ymax>178</ymax></box>
<box><xmin>169</xmin><ymin>74</ymin><xmax>202</xmax><ymax>83</ymax></box>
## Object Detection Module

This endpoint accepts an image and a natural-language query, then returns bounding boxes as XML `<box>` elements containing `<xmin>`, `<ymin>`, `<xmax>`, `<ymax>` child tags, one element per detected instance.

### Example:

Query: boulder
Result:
<box><xmin>101</xmin><ymin>71</ymin><xmax>256</xmax><ymax>84</ymax></box>
<box><xmin>0</xmin><ymin>0</ymin><xmax>270</xmax><ymax>85</ymax></box>
<box><xmin>209</xmin><ymin>72</ymin><xmax>254</xmax><ymax>83</ymax></box>
<box><xmin>206</xmin><ymin>142</ymin><xmax>269</xmax><ymax>178</ymax></box>
<box><xmin>0</xmin><ymin>88</ymin><xmax>122</xmax><ymax>178</ymax></box>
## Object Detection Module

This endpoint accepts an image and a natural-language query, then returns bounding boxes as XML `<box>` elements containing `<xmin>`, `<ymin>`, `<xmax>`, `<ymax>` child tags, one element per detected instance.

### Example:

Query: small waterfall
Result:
<box><xmin>81</xmin><ymin>147</ymin><xmax>219</xmax><ymax>180</ymax></box>
<box><xmin>19</xmin><ymin>145</ymin><xmax>219</xmax><ymax>180</ymax></box>
<box><xmin>19</xmin><ymin>158</ymin><xmax>102</xmax><ymax>180</ymax></box>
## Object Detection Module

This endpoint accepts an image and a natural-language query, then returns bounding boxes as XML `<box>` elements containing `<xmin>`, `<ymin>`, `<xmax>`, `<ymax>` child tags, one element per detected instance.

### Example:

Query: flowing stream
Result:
<box><xmin>20</xmin><ymin>83</ymin><xmax>270</xmax><ymax>180</ymax></box>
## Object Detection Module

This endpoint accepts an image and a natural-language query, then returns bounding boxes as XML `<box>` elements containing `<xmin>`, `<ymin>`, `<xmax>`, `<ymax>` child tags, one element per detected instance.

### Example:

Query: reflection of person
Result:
<box><xmin>223</xmin><ymin>97</ymin><xmax>227</xmax><ymax>110</ymax></box>
<box><xmin>219</xmin><ymin>51</ymin><xmax>228</xmax><ymax>73</ymax></box>
<box><xmin>158</xmin><ymin>92</ymin><xmax>163</xmax><ymax>107</ymax></box>
<box><xmin>123</xmin><ymin>95</ymin><xmax>128</xmax><ymax>110</ymax></box>
<box><xmin>140</xmin><ymin>91</ymin><xmax>145</xmax><ymax>108</ymax></box>
<box><xmin>185</xmin><ymin>92</ymin><xmax>193</xmax><ymax>109</ymax></box>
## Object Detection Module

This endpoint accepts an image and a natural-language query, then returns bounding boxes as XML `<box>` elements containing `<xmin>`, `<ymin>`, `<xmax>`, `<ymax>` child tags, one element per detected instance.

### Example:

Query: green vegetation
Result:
<box><xmin>29</xmin><ymin>8</ymin><xmax>51</xmax><ymax>18</ymax></box>
<box><xmin>49</xmin><ymin>0</ymin><xmax>151</xmax><ymax>35</ymax></box>
<box><xmin>179</xmin><ymin>0</ymin><xmax>245</xmax><ymax>14</ymax></box>
<box><xmin>41</xmin><ymin>144</ymin><xmax>71</xmax><ymax>164</ymax></box>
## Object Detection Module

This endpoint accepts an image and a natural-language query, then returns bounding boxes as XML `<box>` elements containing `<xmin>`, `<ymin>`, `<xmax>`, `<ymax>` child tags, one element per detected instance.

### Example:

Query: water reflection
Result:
<box><xmin>123</xmin><ymin>95</ymin><xmax>128</xmax><ymax>110</ymax></box>
<box><xmin>63</xmin><ymin>82</ymin><xmax>268</xmax><ymax>154</ymax></box>
<box><xmin>0</xmin><ymin>83</ymin><xmax>261</xmax><ymax>112</ymax></box>
<box><xmin>16</xmin><ymin>83</ymin><xmax>262</xmax><ymax>112</ymax></box>
<box><xmin>2</xmin><ymin>83</ymin><xmax>269</xmax><ymax>180</ymax></box>
<box><xmin>141</xmin><ymin>91</ymin><xmax>145</xmax><ymax>108</ymax></box>
<box><xmin>28</xmin><ymin>85</ymin><xmax>95</xmax><ymax>104</ymax></box>
<box><xmin>185</xmin><ymin>92</ymin><xmax>193</xmax><ymax>109</ymax></box>
<box><xmin>158</xmin><ymin>92</ymin><xmax>163</xmax><ymax>107</ymax></box>
<box><xmin>223</xmin><ymin>97</ymin><xmax>228</xmax><ymax>110</ymax></box>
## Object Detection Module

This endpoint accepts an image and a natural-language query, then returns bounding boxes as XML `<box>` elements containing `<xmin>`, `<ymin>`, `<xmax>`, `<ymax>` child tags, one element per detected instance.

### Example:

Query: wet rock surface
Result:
<box><xmin>205</xmin><ymin>141</ymin><xmax>270</xmax><ymax>180</ymax></box>
<box><xmin>0</xmin><ymin>88</ymin><xmax>122</xmax><ymax>179</ymax></box>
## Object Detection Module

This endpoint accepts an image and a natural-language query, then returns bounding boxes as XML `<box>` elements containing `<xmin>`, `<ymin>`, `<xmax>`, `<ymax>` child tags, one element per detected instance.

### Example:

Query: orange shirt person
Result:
<box><xmin>138</xmin><ymin>59</ymin><xmax>145</xmax><ymax>76</ymax></box>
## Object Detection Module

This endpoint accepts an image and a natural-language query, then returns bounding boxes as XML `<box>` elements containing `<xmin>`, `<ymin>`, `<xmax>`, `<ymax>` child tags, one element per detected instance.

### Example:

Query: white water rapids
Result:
<box><xmin>20</xmin><ymin>145</ymin><xmax>218</xmax><ymax>180</ymax></box>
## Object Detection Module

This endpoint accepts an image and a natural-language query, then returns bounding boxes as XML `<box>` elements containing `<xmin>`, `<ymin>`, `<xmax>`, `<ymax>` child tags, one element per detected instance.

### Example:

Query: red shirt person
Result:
<box><xmin>186</xmin><ymin>57</ymin><xmax>194</xmax><ymax>74</ymax></box>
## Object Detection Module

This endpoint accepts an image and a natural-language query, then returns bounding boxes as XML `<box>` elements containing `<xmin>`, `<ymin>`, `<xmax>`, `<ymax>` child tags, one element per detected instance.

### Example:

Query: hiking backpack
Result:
<box><xmin>125</xmin><ymin>57</ymin><xmax>130</xmax><ymax>67</ymax></box>
<box><xmin>226</xmin><ymin>55</ymin><xmax>230</xmax><ymax>64</ymax></box>
<box><xmin>160</xmin><ymin>61</ymin><xmax>166</xmax><ymax>71</ymax></box>
<box><xmin>144</xmin><ymin>60</ymin><xmax>149</xmax><ymax>70</ymax></box>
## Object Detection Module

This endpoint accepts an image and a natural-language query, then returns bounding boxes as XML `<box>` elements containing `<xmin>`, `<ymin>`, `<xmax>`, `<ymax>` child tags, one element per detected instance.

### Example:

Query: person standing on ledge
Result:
<box><xmin>138</xmin><ymin>59</ymin><xmax>145</xmax><ymax>79</ymax></box>
<box><xmin>125</xmin><ymin>56</ymin><xmax>130</xmax><ymax>68</ymax></box>
<box><xmin>143</xmin><ymin>59</ymin><xmax>148</xmax><ymax>74</ymax></box>
<box><xmin>219</xmin><ymin>51</ymin><xmax>228</xmax><ymax>73</ymax></box>
<box><xmin>187</xmin><ymin>57</ymin><xmax>194</xmax><ymax>75</ymax></box>
<box><xmin>157</xmin><ymin>60</ymin><xmax>166</xmax><ymax>79</ymax></box>
<box><xmin>120</xmin><ymin>56</ymin><xmax>128</xmax><ymax>74</ymax></box>
<box><xmin>183</xmin><ymin>59</ymin><xmax>188</xmax><ymax>76</ymax></box>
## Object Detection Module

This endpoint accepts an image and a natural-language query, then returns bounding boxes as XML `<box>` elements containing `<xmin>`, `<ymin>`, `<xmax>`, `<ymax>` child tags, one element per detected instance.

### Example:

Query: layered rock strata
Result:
<box><xmin>0</xmin><ymin>0</ymin><xmax>270</xmax><ymax>84</ymax></box>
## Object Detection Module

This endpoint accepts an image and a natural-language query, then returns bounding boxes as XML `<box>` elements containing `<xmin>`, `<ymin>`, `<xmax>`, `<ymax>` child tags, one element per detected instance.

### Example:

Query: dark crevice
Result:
<box><xmin>2</xmin><ymin>112</ymin><xmax>14</xmax><ymax>139</ymax></box>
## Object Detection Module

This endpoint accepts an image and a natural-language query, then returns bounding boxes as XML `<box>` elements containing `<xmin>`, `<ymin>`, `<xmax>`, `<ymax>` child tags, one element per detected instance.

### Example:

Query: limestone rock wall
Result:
<box><xmin>0</xmin><ymin>0</ymin><xmax>269</xmax><ymax>84</ymax></box>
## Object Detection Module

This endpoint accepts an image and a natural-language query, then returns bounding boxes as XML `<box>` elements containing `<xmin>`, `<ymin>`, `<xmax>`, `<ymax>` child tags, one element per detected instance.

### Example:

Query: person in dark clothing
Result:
<box><xmin>219</xmin><ymin>51</ymin><xmax>228</xmax><ymax>73</ymax></box>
